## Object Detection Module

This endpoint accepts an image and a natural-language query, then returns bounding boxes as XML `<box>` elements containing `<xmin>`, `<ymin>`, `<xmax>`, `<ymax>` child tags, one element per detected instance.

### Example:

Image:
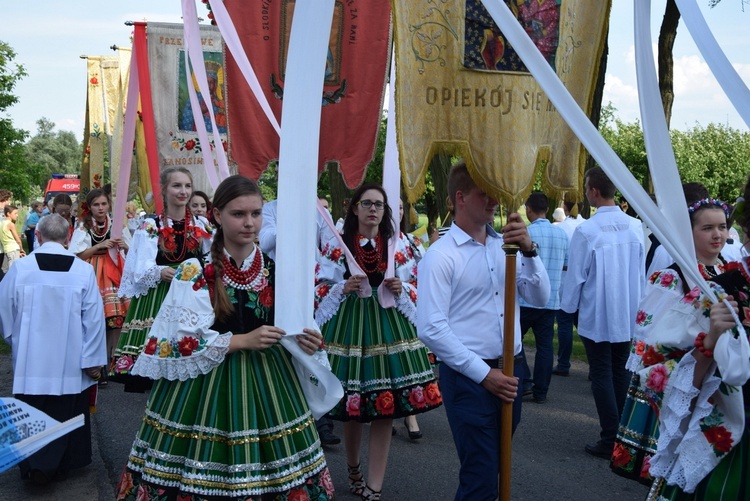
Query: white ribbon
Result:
<box><xmin>378</xmin><ymin>51</ymin><xmax>400</xmax><ymax>309</ymax></box>
<box><xmin>674</xmin><ymin>0</ymin><xmax>750</xmax><ymax>128</ymax></box>
<box><xmin>180</xmin><ymin>0</ymin><xmax>230</xmax><ymax>186</ymax></box>
<box><xmin>274</xmin><ymin>0</ymin><xmax>343</xmax><ymax>418</ymax></box>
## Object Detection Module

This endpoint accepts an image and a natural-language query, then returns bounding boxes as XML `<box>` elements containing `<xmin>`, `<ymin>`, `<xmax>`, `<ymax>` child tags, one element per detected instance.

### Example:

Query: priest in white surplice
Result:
<box><xmin>0</xmin><ymin>214</ymin><xmax>107</xmax><ymax>485</ymax></box>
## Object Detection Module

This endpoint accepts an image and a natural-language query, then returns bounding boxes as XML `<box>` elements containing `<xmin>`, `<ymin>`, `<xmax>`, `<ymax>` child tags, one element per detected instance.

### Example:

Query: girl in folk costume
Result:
<box><xmin>613</xmin><ymin>196</ymin><xmax>731</xmax><ymax>484</ymax></box>
<box><xmin>315</xmin><ymin>183</ymin><xmax>442</xmax><ymax>500</ymax></box>
<box><xmin>69</xmin><ymin>189</ymin><xmax>132</xmax><ymax>385</ymax></box>
<box><xmin>117</xmin><ymin>175</ymin><xmax>334</xmax><ymax>500</ymax></box>
<box><xmin>110</xmin><ymin>167</ymin><xmax>212</xmax><ymax>390</ymax></box>
<box><xmin>618</xmin><ymin>180</ymin><xmax>750</xmax><ymax>500</ymax></box>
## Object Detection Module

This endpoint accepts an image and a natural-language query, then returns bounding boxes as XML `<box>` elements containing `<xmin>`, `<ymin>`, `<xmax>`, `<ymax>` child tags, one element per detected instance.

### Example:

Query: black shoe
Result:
<box><xmin>552</xmin><ymin>368</ymin><xmax>570</xmax><ymax>377</ymax></box>
<box><xmin>532</xmin><ymin>395</ymin><xmax>547</xmax><ymax>404</ymax></box>
<box><xmin>25</xmin><ymin>469</ymin><xmax>52</xmax><ymax>486</ymax></box>
<box><xmin>585</xmin><ymin>441</ymin><xmax>613</xmax><ymax>460</ymax></box>
<box><xmin>404</xmin><ymin>418</ymin><xmax>423</xmax><ymax>440</ymax></box>
<box><xmin>522</xmin><ymin>387</ymin><xmax>533</xmax><ymax>397</ymax></box>
<box><xmin>392</xmin><ymin>426</ymin><xmax>397</xmax><ymax>436</ymax></box>
<box><xmin>319</xmin><ymin>429</ymin><xmax>341</xmax><ymax>446</ymax></box>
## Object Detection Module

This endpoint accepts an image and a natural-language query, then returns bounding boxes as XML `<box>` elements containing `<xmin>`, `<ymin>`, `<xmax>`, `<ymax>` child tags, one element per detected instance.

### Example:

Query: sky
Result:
<box><xmin>1</xmin><ymin>0</ymin><xmax>748</xmax><ymax>140</ymax></box>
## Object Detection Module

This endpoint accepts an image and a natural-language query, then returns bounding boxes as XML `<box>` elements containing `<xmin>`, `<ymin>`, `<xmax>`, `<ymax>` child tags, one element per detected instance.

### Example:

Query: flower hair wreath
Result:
<box><xmin>687</xmin><ymin>198</ymin><xmax>730</xmax><ymax>219</ymax></box>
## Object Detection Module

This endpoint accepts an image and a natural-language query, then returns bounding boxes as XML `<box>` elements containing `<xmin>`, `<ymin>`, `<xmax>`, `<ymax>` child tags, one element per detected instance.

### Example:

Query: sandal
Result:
<box><xmin>347</xmin><ymin>463</ymin><xmax>365</xmax><ymax>496</ymax></box>
<box><xmin>361</xmin><ymin>484</ymin><xmax>381</xmax><ymax>501</ymax></box>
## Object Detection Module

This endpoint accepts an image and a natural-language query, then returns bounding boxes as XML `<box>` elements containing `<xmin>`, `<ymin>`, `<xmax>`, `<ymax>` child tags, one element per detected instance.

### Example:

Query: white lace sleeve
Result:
<box><xmin>69</xmin><ymin>224</ymin><xmax>91</xmax><ymax>255</ymax></box>
<box><xmin>118</xmin><ymin>218</ymin><xmax>162</xmax><ymax>298</ymax></box>
<box><xmin>131</xmin><ymin>259</ymin><xmax>230</xmax><ymax>381</ymax></box>
<box><xmin>648</xmin><ymin>354</ymin><xmax>722</xmax><ymax>492</ymax></box>
<box><xmin>393</xmin><ymin>233</ymin><xmax>419</xmax><ymax>325</ymax></box>
<box><xmin>627</xmin><ymin>269</ymin><xmax>687</xmax><ymax>372</ymax></box>
<box><xmin>193</xmin><ymin>215</ymin><xmax>213</xmax><ymax>257</ymax></box>
<box><xmin>314</xmin><ymin>236</ymin><xmax>348</xmax><ymax>326</ymax></box>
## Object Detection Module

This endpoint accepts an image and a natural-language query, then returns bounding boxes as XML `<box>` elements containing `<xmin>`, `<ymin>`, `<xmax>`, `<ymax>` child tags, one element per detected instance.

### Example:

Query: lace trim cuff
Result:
<box><xmin>394</xmin><ymin>290</ymin><xmax>417</xmax><ymax>327</ymax></box>
<box><xmin>314</xmin><ymin>282</ymin><xmax>346</xmax><ymax>326</ymax></box>
<box><xmin>131</xmin><ymin>332</ymin><xmax>231</xmax><ymax>381</ymax></box>
<box><xmin>119</xmin><ymin>265</ymin><xmax>163</xmax><ymax>298</ymax></box>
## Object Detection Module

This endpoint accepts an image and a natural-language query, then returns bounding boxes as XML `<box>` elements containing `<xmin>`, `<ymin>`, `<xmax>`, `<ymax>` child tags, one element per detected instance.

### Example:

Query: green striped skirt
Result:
<box><xmin>612</xmin><ymin>373</ymin><xmax>660</xmax><ymax>485</ymax></box>
<box><xmin>322</xmin><ymin>290</ymin><xmax>442</xmax><ymax>422</ymax></box>
<box><xmin>116</xmin><ymin>344</ymin><xmax>333</xmax><ymax>500</ymax></box>
<box><xmin>110</xmin><ymin>278</ymin><xmax>172</xmax><ymax>379</ymax></box>
<box><xmin>650</xmin><ymin>425</ymin><xmax>750</xmax><ymax>500</ymax></box>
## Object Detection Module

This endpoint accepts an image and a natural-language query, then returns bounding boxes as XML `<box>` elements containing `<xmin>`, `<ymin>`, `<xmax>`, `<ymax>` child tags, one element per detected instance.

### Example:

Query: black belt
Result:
<box><xmin>483</xmin><ymin>355</ymin><xmax>524</xmax><ymax>369</ymax></box>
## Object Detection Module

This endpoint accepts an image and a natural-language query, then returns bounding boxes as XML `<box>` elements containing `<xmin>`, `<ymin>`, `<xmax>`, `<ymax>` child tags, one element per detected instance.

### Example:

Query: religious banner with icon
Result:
<box><xmin>146</xmin><ymin>22</ymin><xmax>227</xmax><ymax>195</ymax></box>
<box><xmin>392</xmin><ymin>0</ymin><xmax>610</xmax><ymax>207</ymax></box>
<box><xmin>223</xmin><ymin>0</ymin><xmax>392</xmax><ymax>188</ymax></box>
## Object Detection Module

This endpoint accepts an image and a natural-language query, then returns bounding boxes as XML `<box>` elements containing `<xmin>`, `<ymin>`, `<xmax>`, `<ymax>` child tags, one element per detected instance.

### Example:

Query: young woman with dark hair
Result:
<box><xmin>315</xmin><ymin>183</ymin><xmax>441</xmax><ymax>500</ymax></box>
<box><xmin>70</xmin><ymin>189</ymin><xmax>131</xmax><ymax>383</ymax></box>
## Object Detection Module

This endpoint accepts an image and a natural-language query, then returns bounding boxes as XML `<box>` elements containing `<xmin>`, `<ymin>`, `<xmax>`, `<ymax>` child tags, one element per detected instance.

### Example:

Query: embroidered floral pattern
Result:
<box><xmin>143</xmin><ymin>335</ymin><xmax>208</xmax><ymax>359</ymax></box>
<box><xmin>654</xmin><ymin>271</ymin><xmax>677</xmax><ymax>289</ymax></box>
<box><xmin>336</xmin><ymin>382</ymin><xmax>442</xmax><ymax>421</ymax></box>
<box><xmin>696</xmin><ymin>404</ymin><xmax>734</xmax><ymax>457</ymax></box>
<box><xmin>612</xmin><ymin>443</ymin><xmax>634</xmax><ymax>469</ymax></box>
<box><xmin>116</xmin><ymin>468</ymin><xmax>334</xmax><ymax>501</ymax></box>
<box><xmin>635</xmin><ymin>310</ymin><xmax>653</xmax><ymax>327</ymax></box>
<box><xmin>645</xmin><ymin>364</ymin><xmax>669</xmax><ymax>393</ymax></box>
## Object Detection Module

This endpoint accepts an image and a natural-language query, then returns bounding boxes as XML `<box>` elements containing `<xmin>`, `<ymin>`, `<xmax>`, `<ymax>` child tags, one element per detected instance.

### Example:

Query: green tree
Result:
<box><xmin>598</xmin><ymin>103</ymin><xmax>649</xmax><ymax>190</ymax></box>
<box><xmin>25</xmin><ymin>117</ymin><xmax>82</xmax><ymax>190</ymax></box>
<box><xmin>0</xmin><ymin>41</ymin><xmax>39</xmax><ymax>201</ymax></box>
<box><xmin>672</xmin><ymin>123</ymin><xmax>750</xmax><ymax>203</ymax></box>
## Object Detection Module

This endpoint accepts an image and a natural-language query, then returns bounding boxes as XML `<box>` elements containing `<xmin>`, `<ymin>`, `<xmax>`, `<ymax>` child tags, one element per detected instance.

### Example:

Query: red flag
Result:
<box><xmin>224</xmin><ymin>0</ymin><xmax>391</xmax><ymax>188</ymax></box>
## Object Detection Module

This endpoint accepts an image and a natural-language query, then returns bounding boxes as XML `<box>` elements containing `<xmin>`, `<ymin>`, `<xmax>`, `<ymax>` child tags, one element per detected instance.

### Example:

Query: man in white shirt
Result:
<box><xmin>552</xmin><ymin>200</ymin><xmax>581</xmax><ymax>376</ymax></box>
<box><xmin>418</xmin><ymin>161</ymin><xmax>550</xmax><ymax>500</ymax></box>
<box><xmin>0</xmin><ymin>214</ymin><xmax>106</xmax><ymax>485</ymax></box>
<box><xmin>561</xmin><ymin>167</ymin><xmax>644</xmax><ymax>460</ymax></box>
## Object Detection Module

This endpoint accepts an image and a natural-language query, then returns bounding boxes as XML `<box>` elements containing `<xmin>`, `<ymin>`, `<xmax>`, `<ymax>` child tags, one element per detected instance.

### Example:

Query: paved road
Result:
<box><xmin>0</xmin><ymin>350</ymin><xmax>650</xmax><ymax>500</ymax></box>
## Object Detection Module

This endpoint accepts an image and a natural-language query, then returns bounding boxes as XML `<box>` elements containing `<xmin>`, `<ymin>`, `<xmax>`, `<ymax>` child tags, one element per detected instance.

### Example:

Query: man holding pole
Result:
<box><xmin>417</xmin><ymin>161</ymin><xmax>550</xmax><ymax>500</ymax></box>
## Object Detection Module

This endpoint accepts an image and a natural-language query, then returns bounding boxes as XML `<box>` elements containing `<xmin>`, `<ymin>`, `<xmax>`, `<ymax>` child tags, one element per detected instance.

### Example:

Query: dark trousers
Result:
<box><xmin>316</xmin><ymin>415</ymin><xmax>334</xmax><ymax>433</ymax></box>
<box><xmin>16</xmin><ymin>389</ymin><xmax>92</xmax><ymax>480</ymax></box>
<box><xmin>520</xmin><ymin>307</ymin><xmax>557</xmax><ymax>398</ymax></box>
<box><xmin>580</xmin><ymin>337</ymin><xmax>631</xmax><ymax>445</ymax></box>
<box><xmin>440</xmin><ymin>361</ymin><xmax>523</xmax><ymax>501</ymax></box>
<box><xmin>555</xmin><ymin>310</ymin><xmax>577</xmax><ymax>372</ymax></box>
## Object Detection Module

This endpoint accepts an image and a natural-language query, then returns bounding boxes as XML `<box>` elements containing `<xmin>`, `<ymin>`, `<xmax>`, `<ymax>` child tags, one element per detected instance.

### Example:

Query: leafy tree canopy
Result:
<box><xmin>0</xmin><ymin>40</ymin><xmax>40</xmax><ymax>201</ymax></box>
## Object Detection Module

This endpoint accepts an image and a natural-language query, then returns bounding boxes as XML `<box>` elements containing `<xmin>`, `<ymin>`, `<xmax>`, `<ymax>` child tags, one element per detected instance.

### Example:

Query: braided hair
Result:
<box><xmin>209</xmin><ymin>175</ymin><xmax>263</xmax><ymax>321</ymax></box>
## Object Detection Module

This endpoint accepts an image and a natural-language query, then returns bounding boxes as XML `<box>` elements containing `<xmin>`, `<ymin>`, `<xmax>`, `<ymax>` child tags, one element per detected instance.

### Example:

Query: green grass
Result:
<box><xmin>522</xmin><ymin>326</ymin><xmax>588</xmax><ymax>363</ymax></box>
<box><xmin>0</xmin><ymin>340</ymin><xmax>11</xmax><ymax>355</ymax></box>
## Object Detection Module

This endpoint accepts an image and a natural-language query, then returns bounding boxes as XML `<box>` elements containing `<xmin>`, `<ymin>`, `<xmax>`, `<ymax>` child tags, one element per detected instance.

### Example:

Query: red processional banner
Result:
<box><xmin>224</xmin><ymin>0</ymin><xmax>392</xmax><ymax>188</ymax></box>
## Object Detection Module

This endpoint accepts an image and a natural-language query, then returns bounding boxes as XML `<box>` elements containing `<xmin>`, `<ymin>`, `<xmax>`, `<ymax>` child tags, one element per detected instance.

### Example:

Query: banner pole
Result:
<box><xmin>499</xmin><ymin>243</ymin><xmax>519</xmax><ymax>501</ymax></box>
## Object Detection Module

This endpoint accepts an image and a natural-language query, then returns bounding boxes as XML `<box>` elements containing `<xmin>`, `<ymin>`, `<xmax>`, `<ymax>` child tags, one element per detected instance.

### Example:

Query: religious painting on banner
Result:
<box><xmin>392</xmin><ymin>0</ymin><xmax>610</xmax><ymax>207</ymax></box>
<box><xmin>147</xmin><ymin>22</ymin><xmax>227</xmax><ymax>195</ymax></box>
<box><xmin>224</xmin><ymin>0</ymin><xmax>391</xmax><ymax>188</ymax></box>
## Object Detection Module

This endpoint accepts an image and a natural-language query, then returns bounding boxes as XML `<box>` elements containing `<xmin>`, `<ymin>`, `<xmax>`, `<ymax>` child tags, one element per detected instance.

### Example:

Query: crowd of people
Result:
<box><xmin>0</xmin><ymin>162</ymin><xmax>748</xmax><ymax>500</ymax></box>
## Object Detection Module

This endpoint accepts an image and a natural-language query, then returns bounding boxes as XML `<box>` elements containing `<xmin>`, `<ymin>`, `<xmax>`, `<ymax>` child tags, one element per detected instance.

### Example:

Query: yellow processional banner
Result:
<box><xmin>392</xmin><ymin>0</ymin><xmax>611</xmax><ymax>207</ymax></box>
<box><xmin>81</xmin><ymin>56</ymin><xmax>121</xmax><ymax>196</ymax></box>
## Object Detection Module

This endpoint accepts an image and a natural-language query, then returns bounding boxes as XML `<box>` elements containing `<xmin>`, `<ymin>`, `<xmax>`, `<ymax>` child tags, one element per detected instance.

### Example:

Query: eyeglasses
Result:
<box><xmin>357</xmin><ymin>200</ymin><xmax>386</xmax><ymax>211</ymax></box>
